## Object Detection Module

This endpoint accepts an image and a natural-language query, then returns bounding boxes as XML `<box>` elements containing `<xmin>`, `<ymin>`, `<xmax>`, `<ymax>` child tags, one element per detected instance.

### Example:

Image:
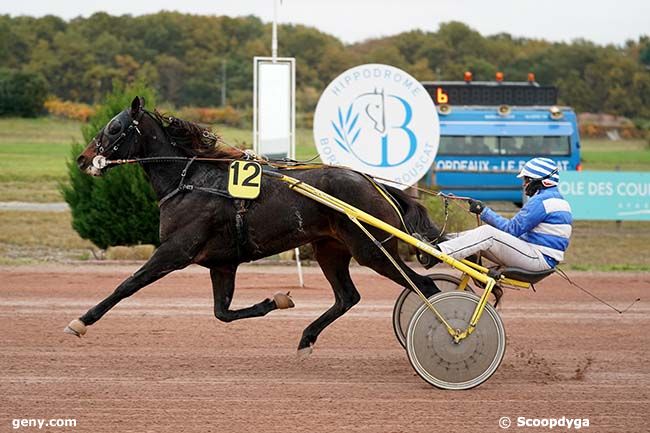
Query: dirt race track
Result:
<box><xmin>1</xmin><ymin>264</ymin><xmax>648</xmax><ymax>433</ymax></box>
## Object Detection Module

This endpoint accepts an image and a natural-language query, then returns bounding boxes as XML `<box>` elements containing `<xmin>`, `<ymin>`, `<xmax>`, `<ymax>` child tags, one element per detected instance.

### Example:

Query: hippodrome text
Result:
<box><xmin>328</xmin><ymin>66</ymin><xmax>422</xmax><ymax>98</ymax></box>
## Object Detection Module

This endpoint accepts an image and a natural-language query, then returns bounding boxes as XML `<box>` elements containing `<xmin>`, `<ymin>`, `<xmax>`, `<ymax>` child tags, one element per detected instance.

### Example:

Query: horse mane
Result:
<box><xmin>151</xmin><ymin>109</ymin><xmax>245</xmax><ymax>159</ymax></box>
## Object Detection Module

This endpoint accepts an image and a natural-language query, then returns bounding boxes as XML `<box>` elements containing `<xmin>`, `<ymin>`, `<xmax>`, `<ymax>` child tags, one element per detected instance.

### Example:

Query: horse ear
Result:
<box><xmin>130</xmin><ymin>96</ymin><xmax>144</xmax><ymax>115</ymax></box>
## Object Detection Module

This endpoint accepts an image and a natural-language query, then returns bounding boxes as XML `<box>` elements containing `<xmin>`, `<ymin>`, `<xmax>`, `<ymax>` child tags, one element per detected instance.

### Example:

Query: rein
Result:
<box><xmin>92</xmin><ymin>155</ymin><xmax>238</xmax><ymax>169</ymax></box>
<box><xmin>92</xmin><ymin>152</ymin><xmax>473</xmax><ymax>237</ymax></box>
<box><xmin>94</xmin><ymin>154</ymin><xmax>473</xmax><ymax>204</ymax></box>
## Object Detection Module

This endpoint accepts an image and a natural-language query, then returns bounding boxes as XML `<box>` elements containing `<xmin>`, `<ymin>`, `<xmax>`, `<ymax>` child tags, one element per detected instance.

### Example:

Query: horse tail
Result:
<box><xmin>384</xmin><ymin>186</ymin><xmax>444</xmax><ymax>242</ymax></box>
<box><xmin>383</xmin><ymin>185</ymin><xmax>444</xmax><ymax>269</ymax></box>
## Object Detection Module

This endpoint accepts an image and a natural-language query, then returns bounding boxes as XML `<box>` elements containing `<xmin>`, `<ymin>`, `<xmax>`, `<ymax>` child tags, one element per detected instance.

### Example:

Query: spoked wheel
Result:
<box><xmin>392</xmin><ymin>274</ymin><xmax>473</xmax><ymax>349</ymax></box>
<box><xmin>406</xmin><ymin>291</ymin><xmax>506</xmax><ymax>390</ymax></box>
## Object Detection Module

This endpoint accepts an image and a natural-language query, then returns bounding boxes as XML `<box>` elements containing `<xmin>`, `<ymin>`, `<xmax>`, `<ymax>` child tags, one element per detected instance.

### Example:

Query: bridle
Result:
<box><xmin>92</xmin><ymin>108</ymin><xmax>144</xmax><ymax>169</ymax></box>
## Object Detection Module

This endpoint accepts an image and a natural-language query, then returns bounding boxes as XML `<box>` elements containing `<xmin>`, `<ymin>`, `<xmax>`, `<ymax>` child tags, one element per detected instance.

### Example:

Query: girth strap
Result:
<box><xmin>233</xmin><ymin>199</ymin><xmax>253</xmax><ymax>262</ymax></box>
<box><xmin>158</xmin><ymin>157</ymin><xmax>231</xmax><ymax>208</ymax></box>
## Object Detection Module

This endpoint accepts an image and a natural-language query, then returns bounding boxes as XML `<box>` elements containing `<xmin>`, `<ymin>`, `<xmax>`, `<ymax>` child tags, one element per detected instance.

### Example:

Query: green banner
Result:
<box><xmin>558</xmin><ymin>171</ymin><xmax>650</xmax><ymax>220</ymax></box>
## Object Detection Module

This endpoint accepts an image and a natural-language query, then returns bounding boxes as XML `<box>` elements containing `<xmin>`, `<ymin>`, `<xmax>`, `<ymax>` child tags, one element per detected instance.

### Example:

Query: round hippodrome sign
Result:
<box><xmin>314</xmin><ymin>64</ymin><xmax>439</xmax><ymax>189</ymax></box>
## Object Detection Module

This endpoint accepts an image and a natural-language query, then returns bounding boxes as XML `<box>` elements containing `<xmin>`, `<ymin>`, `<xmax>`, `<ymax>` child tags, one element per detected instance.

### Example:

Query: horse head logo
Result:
<box><xmin>359</xmin><ymin>88</ymin><xmax>386</xmax><ymax>134</ymax></box>
<box><xmin>331</xmin><ymin>87</ymin><xmax>417</xmax><ymax>168</ymax></box>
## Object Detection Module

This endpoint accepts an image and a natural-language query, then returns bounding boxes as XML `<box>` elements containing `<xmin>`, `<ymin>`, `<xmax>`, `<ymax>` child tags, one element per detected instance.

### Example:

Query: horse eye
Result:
<box><xmin>108</xmin><ymin>120</ymin><xmax>122</xmax><ymax>135</ymax></box>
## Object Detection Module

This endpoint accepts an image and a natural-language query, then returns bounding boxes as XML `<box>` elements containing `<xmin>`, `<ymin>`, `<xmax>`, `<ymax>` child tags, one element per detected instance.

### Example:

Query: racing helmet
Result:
<box><xmin>517</xmin><ymin>157</ymin><xmax>559</xmax><ymax>196</ymax></box>
<box><xmin>517</xmin><ymin>157</ymin><xmax>559</xmax><ymax>186</ymax></box>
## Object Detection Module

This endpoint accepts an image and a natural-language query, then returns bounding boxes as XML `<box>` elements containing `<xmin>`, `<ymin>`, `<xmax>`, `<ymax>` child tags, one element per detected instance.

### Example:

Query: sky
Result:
<box><xmin>1</xmin><ymin>0</ymin><xmax>648</xmax><ymax>46</ymax></box>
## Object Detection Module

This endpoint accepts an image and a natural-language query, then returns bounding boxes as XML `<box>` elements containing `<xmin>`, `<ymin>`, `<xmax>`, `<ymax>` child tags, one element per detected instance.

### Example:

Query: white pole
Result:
<box><xmin>272</xmin><ymin>0</ymin><xmax>278</xmax><ymax>61</ymax></box>
<box><xmin>273</xmin><ymin>1</ymin><xmax>301</xmax><ymax>286</ymax></box>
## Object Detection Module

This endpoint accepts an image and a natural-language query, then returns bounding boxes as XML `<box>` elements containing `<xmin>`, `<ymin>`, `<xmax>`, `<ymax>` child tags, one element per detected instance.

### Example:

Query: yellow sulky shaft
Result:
<box><xmin>267</xmin><ymin>171</ymin><xmax>498</xmax><ymax>340</ymax></box>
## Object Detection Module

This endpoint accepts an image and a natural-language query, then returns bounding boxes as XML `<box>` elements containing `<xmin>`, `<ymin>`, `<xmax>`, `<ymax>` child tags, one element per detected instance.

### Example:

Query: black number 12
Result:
<box><xmin>231</xmin><ymin>161</ymin><xmax>260</xmax><ymax>187</ymax></box>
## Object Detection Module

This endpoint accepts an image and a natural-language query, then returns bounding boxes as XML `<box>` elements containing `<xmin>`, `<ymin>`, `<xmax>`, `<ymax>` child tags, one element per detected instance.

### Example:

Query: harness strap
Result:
<box><xmin>158</xmin><ymin>156</ymin><xmax>197</xmax><ymax>208</ymax></box>
<box><xmin>233</xmin><ymin>199</ymin><xmax>253</xmax><ymax>262</ymax></box>
<box><xmin>158</xmin><ymin>156</ymin><xmax>235</xmax><ymax>208</ymax></box>
<box><xmin>361</xmin><ymin>174</ymin><xmax>409</xmax><ymax>232</ymax></box>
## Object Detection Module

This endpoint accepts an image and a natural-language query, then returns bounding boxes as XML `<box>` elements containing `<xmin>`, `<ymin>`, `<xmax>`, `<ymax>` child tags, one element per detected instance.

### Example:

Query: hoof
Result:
<box><xmin>273</xmin><ymin>292</ymin><xmax>295</xmax><ymax>309</ymax></box>
<box><xmin>297</xmin><ymin>345</ymin><xmax>313</xmax><ymax>360</ymax></box>
<box><xmin>64</xmin><ymin>319</ymin><xmax>87</xmax><ymax>338</ymax></box>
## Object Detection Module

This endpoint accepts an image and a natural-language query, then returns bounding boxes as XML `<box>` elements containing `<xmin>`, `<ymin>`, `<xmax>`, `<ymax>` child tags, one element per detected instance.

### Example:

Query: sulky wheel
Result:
<box><xmin>405</xmin><ymin>291</ymin><xmax>506</xmax><ymax>390</ymax></box>
<box><xmin>393</xmin><ymin>274</ymin><xmax>472</xmax><ymax>349</ymax></box>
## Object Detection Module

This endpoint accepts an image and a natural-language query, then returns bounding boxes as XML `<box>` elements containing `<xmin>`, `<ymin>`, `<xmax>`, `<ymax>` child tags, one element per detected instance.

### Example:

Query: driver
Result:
<box><xmin>427</xmin><ymin>157</ymin><xmax>573</xmax><ymax>271</ymax></box>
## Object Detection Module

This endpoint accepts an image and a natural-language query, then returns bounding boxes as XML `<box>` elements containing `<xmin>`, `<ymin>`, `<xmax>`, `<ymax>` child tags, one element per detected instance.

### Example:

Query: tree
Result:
<box><xmin>1</xmin><ymin>13</ymin><xmax>648</xmax><ymax>119</ymax></box>
<box><xmin>638</xmin><ymin>37</ymin><xmax>650</xmax><ymax>67</ymax></box>
<box><xmin>61</xmin><ymin>82</ymin><xmax>160</xmax><ymax>249</ymax></box>
<box><xmin>155</xmin><ymin>54</ymin><xmax>187</xmax><ymax>105</ymax></box>
<box><xmin>0</xmin><ymin>69</ymin><xmax>48</xmax><ymax>117</ymax></box>
<box><xmin>556</xmin><ymin>70</ymin><xmax>595</xmax><ymax>112</ymax></box>
<box><xmin>632</xmin><ymin>71</ymin><xmax>650</xmax><ymax>118</ymax></box>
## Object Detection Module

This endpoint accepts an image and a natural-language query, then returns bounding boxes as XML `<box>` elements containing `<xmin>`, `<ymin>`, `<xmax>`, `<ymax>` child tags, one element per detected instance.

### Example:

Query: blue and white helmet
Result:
<box><xmin>517</xmin><ymin>157</ymin><xmax>560</xmax><ymax>186</ymax></box>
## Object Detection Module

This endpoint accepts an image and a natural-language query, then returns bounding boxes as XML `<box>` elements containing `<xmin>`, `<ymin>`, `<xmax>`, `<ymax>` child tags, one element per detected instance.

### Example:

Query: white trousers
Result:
<box><xmin>437</xmin><ymin>225</ymin><xmax>552</xmax><ymax>271</ymax></box>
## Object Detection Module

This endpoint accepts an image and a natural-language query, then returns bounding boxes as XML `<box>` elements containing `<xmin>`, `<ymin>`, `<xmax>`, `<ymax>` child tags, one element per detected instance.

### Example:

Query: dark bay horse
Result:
<box><xmin>69</xmin><ymin>96</ymin><xmax>443</xmax><ymax>355</ymax></box>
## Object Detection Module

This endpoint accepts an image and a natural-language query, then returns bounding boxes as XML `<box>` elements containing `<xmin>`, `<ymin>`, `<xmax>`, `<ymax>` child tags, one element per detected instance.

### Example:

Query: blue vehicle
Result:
<box><xmin>422</xmin><ymin>76</ymin><xmax>581</xmax><ymax>204</ymax></box>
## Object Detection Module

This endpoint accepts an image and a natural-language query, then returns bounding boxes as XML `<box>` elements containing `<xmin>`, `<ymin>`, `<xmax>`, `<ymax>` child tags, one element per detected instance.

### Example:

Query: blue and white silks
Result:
<box><xmin>481</xmin><ymin>186</ymin><xmax>573</xmax><ymax>268</ymax></box>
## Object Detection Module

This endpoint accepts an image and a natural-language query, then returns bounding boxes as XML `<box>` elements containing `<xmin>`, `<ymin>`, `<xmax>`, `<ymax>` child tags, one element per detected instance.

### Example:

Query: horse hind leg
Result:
<box><xmin>297</xmin><ymin>239</ymin><xmax>360</xmax><ymax>358</ymax></box>
<box><xmin>210</xmin><ymin>265</ymin><xmax>294</xmax><ymax>323</ymax></box>
<box><xmin>352</xmin><ymin>236</ymin><xmax>441</xmax><ymax>298</ymax></box>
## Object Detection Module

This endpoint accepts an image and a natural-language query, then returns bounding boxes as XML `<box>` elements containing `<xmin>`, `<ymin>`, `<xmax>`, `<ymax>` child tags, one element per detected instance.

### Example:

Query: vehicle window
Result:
<box><xmin>438</xmin><ymin>136</ymin><xmax>498</xmax><ymax>155</ymax></box>
<box><xmin>499</xmin><ymin>136</ymin><xmax>538</xmax><ymax>155</ymax></box>
<box><xmin>499</xmin><ymin>136</ymin><xmax>571</xmax><ymax>156</ymax></box>
<box><xmin>542</xmin><ymin>136</ymin><xmax>571</xmax><ymax>155</ymax></box>
<box><xmin>439</xmin><ymin>136</ymin><xmax>571</xmax><ymax>156</ymax></box>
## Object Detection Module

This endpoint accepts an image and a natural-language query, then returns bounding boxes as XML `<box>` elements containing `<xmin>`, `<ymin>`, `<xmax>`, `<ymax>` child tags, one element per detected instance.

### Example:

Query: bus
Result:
<box><xmin>422</xmin><ymin>74</ymin><xmax>581</xmax><ymax>204</ymax></box>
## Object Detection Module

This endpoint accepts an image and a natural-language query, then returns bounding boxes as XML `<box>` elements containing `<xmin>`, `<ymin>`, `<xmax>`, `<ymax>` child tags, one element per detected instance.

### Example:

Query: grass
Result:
<box><xmin>581</xmin><ymin>139</ymin><xmax>650</xmax><ymax>171</ymax></box>
<box><xmin>559</xmin><ymin>220</ymin><xmax>650</xmax><ymax>271</ymax></box>
<box><xmin>0</xmin><ymin>117</ymin><xmax>82</xmax><ymax>201</ymax></box>
<box><xmin>0</xmin><ymin>142</ymin><xmax>72</xmax><ymax>182</ymax></box>
<box><xmin>0</xmin><ymin>210</ymin><xmax>91</xmax><ymax>249</ymax></box>
<box><xmin>0</xmin><ymin>210</ymin><xmax>94</xmax><ymax>263</ymax></box>
<box><xmin>0</xmin><ymin>181</ymin><xmax>64</xmax><ymax>202</ymax></box>
<box><xmin>0</xmin><ymin>117</ymin><xmax>82</xmax><ymax>182</ymax></box>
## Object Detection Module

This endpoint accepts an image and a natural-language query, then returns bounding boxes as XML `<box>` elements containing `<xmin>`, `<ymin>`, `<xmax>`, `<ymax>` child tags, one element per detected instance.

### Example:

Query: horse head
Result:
<box><xmin>76</xmin><ymin>96</ymin><xmax>148</xmax><ymax>176</ymax></box>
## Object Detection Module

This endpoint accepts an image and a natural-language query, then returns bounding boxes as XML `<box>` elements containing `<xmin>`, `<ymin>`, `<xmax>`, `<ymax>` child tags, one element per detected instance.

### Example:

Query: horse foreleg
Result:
<box><xmin>297</xmin><ymin>240</ymin><xmax>360</xmax><ymax>357</ymax></box>
<box><xmin>210</xmin><ymin>265</ymin><xmax>293</xmax><ymax>323</ymax></box>
<box><xmin>64</xmin><ymin>242</ymin><xmax>192</xmax><ymax>337</ymax></box>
